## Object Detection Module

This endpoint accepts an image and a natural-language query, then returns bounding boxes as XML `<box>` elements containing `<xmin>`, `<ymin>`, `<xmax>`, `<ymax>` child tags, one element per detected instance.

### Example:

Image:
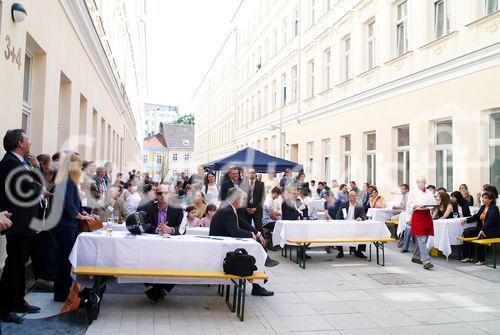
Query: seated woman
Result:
<box><xmin>459</xmin><ymin>184</ymin><xmax>474</xmax><ymax>206</ymax></box>
<box><xmin>324</xmin><ymin>190</ymin><xmax>337</xmax><ymax>220</ymax></box>
<box><xmin>193</xmin><ymin>190</ymin><xmax>207</xmax><ymax>219</ymax></box>
<box><xmin>93</xmin><ymin>186</ymin><xmax>129</xmax><ymax>223</ymax></box>
<box><xmin>200</xmin><ymin>204</ymin><xmax>217</xmax><ymax>227</ymax></box>
<box><xmin>181</xmin><ymin>205</ymin><xmax>201</xmax><ymax>229</ymax></box>
<box><xmin>432</xmin><ymin>192</ymin><xmax>453</xmax><ymax>219</ymax></box>
<box><xmin>450</xmin><ymin>191</ymin><xmax>471</xmax><ymax>218</ymax></box>
<box><xmin>460</xmin><ymin>191</ymin><xmax>500</xmax><ymax>265</ymax></box>
<box><xmin>369</xmin><ymin>187</ymin><xmax>386</xmax><ymax>209</ymax></box>
<box><xmin>300</xmin><ymin>187</ymin><xmax>317</xmax><ymax>219</ymax></box>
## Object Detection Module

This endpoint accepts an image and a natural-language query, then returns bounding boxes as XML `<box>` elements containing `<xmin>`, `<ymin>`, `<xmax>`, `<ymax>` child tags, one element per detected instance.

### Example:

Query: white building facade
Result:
<box><xmin>144</xmin><ymin>103</ymin><xmax>180</xmax><ymax>137</ymax></box>
<box><xmin>193</xmin><ymin>0</ymin><xmax>500</xmax><ymax>198</ymax></box>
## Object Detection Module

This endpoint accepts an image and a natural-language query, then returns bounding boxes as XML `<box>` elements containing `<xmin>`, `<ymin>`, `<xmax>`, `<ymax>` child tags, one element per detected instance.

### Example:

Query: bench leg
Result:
<box><xmin>369</xmin><ymin>244</ymin><xmax>372</xmax><ymax>262</ymax></box>
<box><xmin>236</xmin><ymin>279</ymin><xmax>246</xmax><ymax>322</ymax></box>
<box><xmin>91</xmin><ymin>276</ymin><xmax>109</xmax><ymax>322</ymax></box>
<box><xmin>225</xmin><ymin>283</ymin><xmax>236</xmax><ymax>313</ymax></box>
<box><xmin>494</xmin><ymin>244</ymin><xmax>497</xmax><ymax>269</ymax></box>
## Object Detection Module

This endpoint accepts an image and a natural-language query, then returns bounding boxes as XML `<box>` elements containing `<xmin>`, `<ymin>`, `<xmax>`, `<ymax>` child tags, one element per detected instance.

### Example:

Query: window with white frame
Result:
<box><xmin>264</xmin><ymin>37</ymin><xmax>269</xmax><ymax>62</ymax></box>
<box><xmin>291</xmin><ymin>65</ymin><xmax>298</xmax><ymax>101</ymax></box>
<box><xmin>486</xmin><ymin>0</ymin><xmax>499</xmax><ymax>15</ymax></box>
<box><xmin>143</xmin><ymin>155</ymin><xmax>148</xmax><ymax>164</ymax></box>
<box><xmin>185</xmin><ymin>153</ymin><xmax>190</xmax><ymax>161</ymax></box>
<box><xmin>343</xmin><ymin>135</ymin><xmax>352</xmax><ymax>183</ymax></box>
<box><xmin>342</xmin><ymin>35</ymin><xmax>351</xmax><ymax>81</ymax></box>
<box><xmin>307</xmin><ymin>142</ymin><xmax>314</xmax><ymax>177</ymax></box>
<box><xmin>273</xmin><ymin>28</ymin><xmax>278</xmax><ymax>55</ymax></box>
<box><xmin>294</xmin><ymin>7</ymin><xmax>299</xmax><ymax>36</ymax></box>
<box><xmin>396</xmin><ymin>126</ymin><xmax>410</xmax><ymax>186</ymax></box>
<box><xmin>435</xmin><ymin>120</ymin><xmax>453</xmax><ymax>190</ymax></box>
<box><xmin>434</xmin><ymin>0</ymin><xmax>450</xmax><ymax>39</ymax></box>
<box><xmin>322</xmin><ymin>139</ymin><xmax>331</xmax><ymax>181</ymax></box>
<box><xmin>367</xmin><ymin>19</ymin><xmax>376</xmax><ymax>70</ymax></box>
<box><xmin>396</xmin><ymin>0</ymin><xmax>408</xmax><ymax>56</ymax></box>
<box><xmin>251</xmin><ymin>95</ymin><xmax>255</xmax><ymax>121</ymax></box>
<box><xmin>156</xmin><ymin>154</ymin><xmax>162</xmax><ymax>164</ymax></box>
<box><xmin>310</xmin><ymin>0</ymin><xmax>316</xmax><ymax>27</ymax></box>
<box><xmin>246</xmin><ymin>99</ymin><xmax>249</xmax><ymax>123</ymax></box>
<box><xmin>489</xmin><ymin>112</ymin><xmax>500</xmax><ymax>188</ymax></box>
<box><xmin>263</xmin><ymin>85</ymin><xmax>269</xmax><ymax>115</ymax></box>
<box><xmin>323</xmin><ymin>48</ymin><xmax>331</xmax><ymax>90</ymax></box>
<box><xmin>257</xmin><ymin>90</ymin><xmax>262</xmax><ymax>118</ymax></box>
<box><xmin>22</xmin><ymin>51</ymin><xmax>33</xmax><ymax>134</ymax></box>
<box><xmin>282</xmin><ymin>18</ymin><xmax>288</xmax><ymax>47</ymax></box>
<box><xmin>307</xmin><ymin>59</ymin><xmax>315</xmax><ymax>97</ymax></box>
<box><xmin>272</xmin><ymin>80</ymin><xmax>277</xmax><ymax>110</ymax></box>
<box><xmin>271</xmin><ymin>135</ymin><xmax>277</xmax><ymax>156</ymax></box>
<box><xmin>326</xmin><ymin>0</ymin><xmax>331</xmax><ymax>11</ymax></box>
<box><xmin>281</xmin><ymin>73</ymin><xmax>287</xmax><ymax>106</ymax></box>
<box><xmin>173</xmin><ymin>153</ymin><xmax>178</xmax><ymax>161</ymax></box>
<box><xmin>366</xmin><ymin>132</ymin><xmax>377</xmax><ymax>185</ymax></box>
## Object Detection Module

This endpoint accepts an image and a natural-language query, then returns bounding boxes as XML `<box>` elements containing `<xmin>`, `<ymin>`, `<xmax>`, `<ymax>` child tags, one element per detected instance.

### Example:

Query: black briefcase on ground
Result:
<box><xmin>223</xmin><ymin>248</ymin><xmax>257</xmax><ymax>276</ymax></box>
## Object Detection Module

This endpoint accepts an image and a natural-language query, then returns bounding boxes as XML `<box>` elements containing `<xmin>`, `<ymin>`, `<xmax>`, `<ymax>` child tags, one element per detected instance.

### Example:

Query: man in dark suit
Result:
<box><xmin>210</xmin><ymin>187</ymin><xmax>276</xmax><ymax>296</ymax></box>
<box><xmin>0</xmin><ymin>129</ymin><xmax>42</xmax><ymax>324</ymax></box>
<box><xmin>239</xmin><ymin>168</ymin><xmax>265</xmax><ymax>233</ymax></box>
<box><xmin>282</xmin><ymin>187</ymin><xmax>308</xmax><ymax>220</ymax></box>
<box><xmin>335</xmin><ymin>191</ymin><xmax>368</xmax><ymax>259</ymax></box>
<box><xmin>219</xmin><ymin>166</ymin><xmax>241</xmax><ymax>201</ymax></box>
<box><xmin>137</xmin><ymin>184</ymin><xmax>183</xmax><ymax>303</ymax></box>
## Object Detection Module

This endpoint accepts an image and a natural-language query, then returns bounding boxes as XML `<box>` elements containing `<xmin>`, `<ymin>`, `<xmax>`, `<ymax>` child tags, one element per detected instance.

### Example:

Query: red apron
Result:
<box><xmin>411</xmin><ymin>209</ymin><xmax>434</xmax><ymax>237</ymax></box>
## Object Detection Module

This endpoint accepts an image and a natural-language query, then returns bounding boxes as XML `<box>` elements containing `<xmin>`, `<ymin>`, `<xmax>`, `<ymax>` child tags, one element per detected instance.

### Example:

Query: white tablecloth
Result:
<box><xmin>427</xmin><ymin>218</ymin><xmax>476</xmax><ymax>257</ymax></box>
<box><xmin>272</xmin><ymin>219</ymin><xmax>391</xmax><ymax>248</ymax></box>
<box><xmin>317</xmin><ymin>212</ymin><xmax>327</xmax><ymax>220</ymax></box>
<box><xmin>104</xmin><ymin>224</ymin><xmax>209</xmax><ymax>236</ymax></box>
<box><xmin>366</xmin><ymin>208</ymin><xmax>395</xmax><ymax>222</ymax></box>
<box><xmin>69</xmin><ymin>231</ymin><xmax>267</xmax><ymax>284</ymax></box>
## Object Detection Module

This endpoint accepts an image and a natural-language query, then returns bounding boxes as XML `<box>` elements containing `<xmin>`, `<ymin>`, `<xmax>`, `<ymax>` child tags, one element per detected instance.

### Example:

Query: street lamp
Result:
<box><xmin>11</xmin><ymin>3</ymin><xmax>27</xmax><ymax>23</ymax></box>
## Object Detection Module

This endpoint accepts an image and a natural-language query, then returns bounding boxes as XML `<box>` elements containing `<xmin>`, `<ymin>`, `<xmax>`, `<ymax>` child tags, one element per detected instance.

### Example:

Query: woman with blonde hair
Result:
<box><xmin>53</xmin><ymin>152</ymin><xmax>94</xmax><ymax>302</ymax></box>
<box><xmin>459</xmin><ymin>184</ymin><xmax>474</xmax><ymax>206</ymax></box>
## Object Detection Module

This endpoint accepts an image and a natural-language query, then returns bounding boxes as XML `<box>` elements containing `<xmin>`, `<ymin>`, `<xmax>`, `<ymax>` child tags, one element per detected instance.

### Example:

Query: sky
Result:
<box><xmin>145</xmin><ymin>0</ymin><xmax>240</xmax><ymax>115</ymax></box>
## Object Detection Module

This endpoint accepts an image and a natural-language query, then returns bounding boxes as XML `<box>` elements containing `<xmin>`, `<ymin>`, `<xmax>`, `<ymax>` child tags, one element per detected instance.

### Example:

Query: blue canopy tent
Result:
<box><xmin>203</xmin><ymin>147</ymin><xmax>303</xmax><ymax>173</ymax></box>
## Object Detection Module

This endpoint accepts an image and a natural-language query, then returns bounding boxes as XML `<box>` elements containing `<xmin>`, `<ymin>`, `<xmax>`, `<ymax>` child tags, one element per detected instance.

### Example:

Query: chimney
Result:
<box><xmin>159</xmin><ymin>122</ymin><xmax>164</xmax><ymax>134</ymax></box>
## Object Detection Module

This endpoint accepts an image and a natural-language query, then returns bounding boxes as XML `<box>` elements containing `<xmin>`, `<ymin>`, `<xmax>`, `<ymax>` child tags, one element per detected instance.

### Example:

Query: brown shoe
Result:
<box><xmin>411</xmin><ymin>258</ymin><xmax>422</xmax><ymax>264</ymax></box>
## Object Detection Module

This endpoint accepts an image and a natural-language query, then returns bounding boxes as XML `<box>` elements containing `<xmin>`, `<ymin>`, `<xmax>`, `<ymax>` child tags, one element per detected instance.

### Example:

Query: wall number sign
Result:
<box><xmin>4</xmin><ymin>35</ymin><xmax>23</xmax><ymax>70</ymax></box>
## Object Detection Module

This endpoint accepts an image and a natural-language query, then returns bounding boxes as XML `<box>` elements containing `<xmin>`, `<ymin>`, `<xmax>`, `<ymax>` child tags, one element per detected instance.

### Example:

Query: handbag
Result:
<box><xmin>223</xmin><ymin>248</ymin><xmax>257</xmax><ymax>276</ymax></box>
<box><xmin>79</xmin><ymin>216</ymin><xmax>103</xmax><ymax>232</ymax></box>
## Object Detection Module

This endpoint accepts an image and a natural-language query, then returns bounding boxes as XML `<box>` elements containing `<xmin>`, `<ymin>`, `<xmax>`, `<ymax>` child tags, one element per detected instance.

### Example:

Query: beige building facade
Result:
<box><xmin>0</xmin><ymin>0</ymin><xmax>146</xmax><ymax>265</ymax></box>
<box><xmin>194</xmin><ymin>0</ymin><xmax>500</xmax><ymax>198</ymax></box>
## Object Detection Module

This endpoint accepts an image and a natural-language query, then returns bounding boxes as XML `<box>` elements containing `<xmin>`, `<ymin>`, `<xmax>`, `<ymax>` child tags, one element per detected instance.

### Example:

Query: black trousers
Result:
<box><xmin>30</xmin><ymin>230</ymin><xmax>58</xmax><ymax>281</ymax></box>
<box><xmin>53</xmin><ymin>225</ymin><xmax>78</xmax><ymax>302</ymax></box>
<box><xmin>241</xmin><ymin>207</ymin><xmax>263</xmax><ymax>233</ymax></box>
<box><xmin>336</xmin><ymin>245</ymin><xmax>366</xmax><ymax>253</ymax></box>
<box><xmin>0</xmin><ymin>235</ymin><xmax>31</xmax><ymax>315</ymax></box>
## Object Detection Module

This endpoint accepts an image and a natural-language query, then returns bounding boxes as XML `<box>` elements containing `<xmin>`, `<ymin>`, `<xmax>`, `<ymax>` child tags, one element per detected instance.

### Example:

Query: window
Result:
<box><xmin>326</xmin><ymin>0</ymin><xmax>331</xmax><ymax>11</ymax></box>
<box><xmin>251</xmin><ymin>96</ymin><xmax>255</xmax><ymax>121</ymax></box>
<box><xmin>489</xmin><ymin>112</ymin><xmax>500</xmax><ymax>188</ymax></box>
<box><xmin>22</xmin><ymin>51</ymin><xmax>33</xmax><ymax>134</ymax></box>
<box><xmin>294</xmin><ymin>7</ymin><xmax>299</xmax><ymax>37</ymax></box>
<box><xmin>143</xmin><ymin>155</ymin><xmax>148</xmax><ymax>164</ymax></box>
<box><xmin>307</xmin><ymin>142</ymin><xmax>314</xmax><ymax>177</ymax></box>
<box><xmin>396</xmin><ymin>0</ymin><xmax>408</xmax><ymax>56</ymax></box>
<box><xmin>343</xmin><ymin>136</ymin><xmax>351</xmax><ymax>183</ymax></box>
<box><xmin>185</xmin><ymin>153</ymin><xmax>190</xmax><ymax>161</ymax></box>
<box><xmin>396</xmin><ymin>126</ymin><xmax>410</xmax><ymax>186</ymax></box>
<box><xmin>263</xmin><ymin>85</ymin><xmax>269</xmax><ymax>115</ymax></box>
<box><xmin>310</xmin><ymin>0</ymin><xmax>316</xmax><ymax>27</ymax></box>
<box><xmin>264</xmin><ymin>138</ymin><xmax>268</xmax><ymax>153</ymax></box>
<box><xmin>257</xmin><ymin>139</ymin><xmax>261</xmax><ymax>150</ymax></box>
<box><xmin>343</xmin><ymin>36</ymin><xmax>351</xmax><ymax>81</ymax></box>
<box><xmin>272</xmin><ymin>80</ymin><xmax>277</xmax><ymax>110</ymax></box>
<box><xmin>366</xmin><ymin>132</ymin><xmax>376</xmax><ymax>185</ymax></box>
<box><xmin>264</xmin><ymin>37</ymin><xmax>269</xmax><ymax>62</ymax></box>
<box><xmin>323</xmin><ymin>48</ymin><xmax>331</xmax><ymax>90</ymax></box>
<box><xmin>291</xmin><ymin>65</ymin><xmax>298</xmax><ymax>101</ymax></box>
<box><xmin>367</xmin><ymin>20</ymin><xmax>376</xmax><ymax>70</ymax></box>
<box><xmin>280</xmin><ymin>73</ymin><xmax>287</xmax><ymax>106</ymax></box>
<box><xmin>271</xmin><ymin>135</ymin><xmax>277</xmax><ymax>156</ymax></box>
<box><xmin>282</xmin><ymin>18</ymin><xmax>288</xmax><ymax>47</ymax></box>
<box><xmin>435</xmin><ymin>121</ymin><xmax>453</xmax><ymax>190</ymax></box>
<box><xmin>273</xmin><ymin>28</ymin><xmax>278</xmax><ymax>55</ymax></box>
<box><xmin>173</xmin><ymin>153</ymin><xmax>178</xmax><ymax>161</ymax></box>
<box><xmin>156</xmin><ymin>154</ymin><xmax>162</xmax><ymax>164</ymax></box>
<box><xmin>257</xmin><ymin>90</ymin><xmax>262</xmax><ymax>118</ymax></box>
<box><xmin>307</xmin><ymin>59</ymin><xmax>315</xmax><ymax>97</ymax></box>
<box><xmin>434</xmin><ymin>0</ymin><xmax>450</xmax><ymax>39</ymax></box>
<box><xmin>486</xmin><ymin>0</ymin><xmax>499</xmax><ymax>15</ymax></box>
<box><xmin>322</xmin><ymin>139</ymin><xmax>331</xmax><ymax>181</ymax></box>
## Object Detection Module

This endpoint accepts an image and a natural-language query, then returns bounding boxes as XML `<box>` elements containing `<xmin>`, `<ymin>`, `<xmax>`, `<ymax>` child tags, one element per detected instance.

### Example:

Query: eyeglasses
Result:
<box><xmin>156</xmin><ymin>192</ymin><xmax>169</xmax><ymax>196</ymax></box>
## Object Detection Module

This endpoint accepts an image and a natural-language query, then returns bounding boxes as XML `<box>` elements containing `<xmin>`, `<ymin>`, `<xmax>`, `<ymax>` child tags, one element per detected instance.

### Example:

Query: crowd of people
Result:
<box><xmin>0</xmin><ymin>128</ymin><xmax>499</xmax><ymax>325</ymax></box>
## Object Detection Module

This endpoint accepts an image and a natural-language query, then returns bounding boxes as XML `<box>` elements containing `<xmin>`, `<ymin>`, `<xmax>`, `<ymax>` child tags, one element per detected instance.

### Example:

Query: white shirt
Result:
<box><xmin>125</xmin><ymin>192</ymin><xmax>141</xmax><ymax>213</ymax></box>
<box><xmin>405</xmin><ymin>188</ymin><xmax>437</xmax><ymax>222</ymax></box>
<box><xmin>11</xmin><ymin>151</ymin><xmax>25</xmax><ymax>163</ymax></box>
<box><xmin>203</xmin><ymin>184</ymin><xmax>220</xmax><ymax>206</ymax></box>
<box><xmin>302</xmin><ymin>196</ymin><xmax>319</xmax><ymax>220</ymax></box>
<box><xmin>347</xmin><ymin>202</ymin><xmax>356</xmax><ymax>220</ymax></box>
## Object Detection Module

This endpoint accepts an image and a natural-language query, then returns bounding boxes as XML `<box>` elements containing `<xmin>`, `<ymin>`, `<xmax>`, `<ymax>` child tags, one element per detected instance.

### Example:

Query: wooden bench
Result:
<box><xmin>284</xmin><ymin>238</ymin><xmax>395</xmax><ymax>269</ymax></box>
<box><xmin>73</xmin><ymin>266</ymin><xmax>268</xmax><ymax>322</ymax></box>
<box><xmin>457</xmin><ymin>237</ymin><xmax>500</xmax><ymax>268</ymax></box>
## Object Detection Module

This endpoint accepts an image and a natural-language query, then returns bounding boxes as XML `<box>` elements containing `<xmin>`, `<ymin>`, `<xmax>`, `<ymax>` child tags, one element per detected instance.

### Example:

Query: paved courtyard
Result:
<box><xmin>23</xmin><ymin>246</ymin><xmax>500</xmax><ymax>335</ymax></box>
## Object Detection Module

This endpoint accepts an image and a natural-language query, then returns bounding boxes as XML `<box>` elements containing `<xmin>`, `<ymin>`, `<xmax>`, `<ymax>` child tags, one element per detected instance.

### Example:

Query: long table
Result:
<box><xmin>105</xmin><ymin>224</ymin><xmax>210</xmax><ymax>236</ymax></box>
<box><xmin>69</xmin><ymin>231</ymin><xmax>267</xmax><ymax>284</ymax></box>
<box><xmin>272</xmin><ymin>219</ymin><xmax>391</xmax><ymax>248</ymax></box>
<box><xmin>427</xmin><ymin>218</ymin><xmax>476</xmax><ymax>257</ymax></box>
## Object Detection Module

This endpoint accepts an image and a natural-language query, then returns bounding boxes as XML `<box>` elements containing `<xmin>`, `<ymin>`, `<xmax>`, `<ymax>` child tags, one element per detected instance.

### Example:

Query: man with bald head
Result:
<box><xmin>335</xmin><ymin>191</ymin><xmax>367</xmax><ymax>258</ymax></box>
<box><xmin>405</xmin><ymin>176</ymin><xmax>436</xmax><ymax>270</ymax></box>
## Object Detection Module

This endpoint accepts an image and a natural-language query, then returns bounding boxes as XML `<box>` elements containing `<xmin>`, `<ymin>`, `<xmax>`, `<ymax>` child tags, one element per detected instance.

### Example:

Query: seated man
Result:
<box><xmin>210</xmin><ymin>187</ymin><xmax>276</xmax><ymax>296</ymax></box>
<box><xmin>282</xmin><ymin>187</ymin><xmax>308</xmax><ymax>220</ymax></box>
<box><xmin>262</xmin><ymin>187</ymin><xmax>282</xmax><ymax>230</ymax></box>
<box><xmin>335</xmin><ymin>191</ymin><xmax>367</xmax><ymax>259</ymax></box>
<box><xmin>137</xmin><ymin>184</ymin><xmax>183</xmax><ymax>303</ymax></box>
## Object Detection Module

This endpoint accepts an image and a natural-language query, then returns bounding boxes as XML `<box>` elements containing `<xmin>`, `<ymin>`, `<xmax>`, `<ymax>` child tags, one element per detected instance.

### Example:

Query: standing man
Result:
<box><xmin>335</xmin><ymin>191</ymin><xmax>367</xmax><ymax>259</ymax></box>
<box><xmin>220</xmin><ymin>166</ymin><xmax>241</xmax><ymax>201</ymax></box>
<box><xmin>240</xmin><ymin>168</ymin><xmax>265</xmax><ymax>233</ymax></box>
<box><xmin>0</xmin><ymin>129</ymin><xmax>42</xmax><ymax>324</ymax></box>
<box><xmin>406</xmin><ymin>177</ymin><xmax>436</xmax><ymax>270</ymax></box>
